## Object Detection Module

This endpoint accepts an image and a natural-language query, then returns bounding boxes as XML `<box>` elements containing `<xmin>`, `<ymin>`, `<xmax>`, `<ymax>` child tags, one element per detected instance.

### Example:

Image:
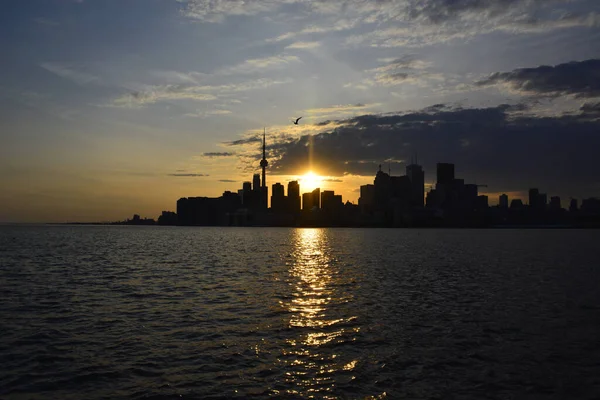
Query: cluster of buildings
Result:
<box><xmin>172</xmin><ymin>135</ymin><xmax>600</xmax><ymax>228</ymax></box>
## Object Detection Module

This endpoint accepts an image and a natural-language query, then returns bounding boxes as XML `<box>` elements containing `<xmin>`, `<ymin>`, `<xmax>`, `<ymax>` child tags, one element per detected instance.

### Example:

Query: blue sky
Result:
<box><xmin>1</xmin><ymin>0</ymin><xmax>599</xmax><ymax>222</ymax></box>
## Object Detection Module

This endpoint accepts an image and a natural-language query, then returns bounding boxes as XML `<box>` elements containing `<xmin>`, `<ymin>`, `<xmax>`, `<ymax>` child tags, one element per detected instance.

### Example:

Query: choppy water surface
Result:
<box><xmin>1</xmin><ymin>226</ymin><xmax>599</xmax><ymax>399</ymax></box>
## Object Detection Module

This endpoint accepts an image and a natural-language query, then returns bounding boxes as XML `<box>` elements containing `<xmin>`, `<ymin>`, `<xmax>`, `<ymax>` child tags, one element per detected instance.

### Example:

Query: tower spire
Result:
<box><xmin>260</xmin><ymin>127</ymin><xmax>268</xmax><ymax>189</ymax></box>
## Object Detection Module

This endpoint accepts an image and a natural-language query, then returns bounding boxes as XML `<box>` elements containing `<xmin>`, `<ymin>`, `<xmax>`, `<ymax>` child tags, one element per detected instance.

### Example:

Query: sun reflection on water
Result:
<box><xmin>277</xmin><ymin>228</ymin><xmax>360</xmax><ymax>398</ymax></box>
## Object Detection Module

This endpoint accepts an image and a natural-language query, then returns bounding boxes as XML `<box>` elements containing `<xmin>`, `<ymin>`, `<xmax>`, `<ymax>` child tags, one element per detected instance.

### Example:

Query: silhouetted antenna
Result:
<box><xmin>388</xmin><ymin>163</ymin><xmax>391</xmax><ymax>175</ymax></box>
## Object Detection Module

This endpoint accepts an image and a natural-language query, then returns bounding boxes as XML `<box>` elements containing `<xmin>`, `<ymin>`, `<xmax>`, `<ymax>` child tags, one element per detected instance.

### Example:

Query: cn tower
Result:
<box><xmin>260</xmin><ymin>128</ymin><xmax>268</xmax><ymax>188</ymax></box>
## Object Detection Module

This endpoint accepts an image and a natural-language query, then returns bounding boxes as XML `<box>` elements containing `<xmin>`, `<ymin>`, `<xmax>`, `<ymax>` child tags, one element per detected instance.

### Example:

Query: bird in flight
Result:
<box><xmin>292</xmin><ymin>117</ymin><xmax>302</xmax><ymax>125</ymax></box>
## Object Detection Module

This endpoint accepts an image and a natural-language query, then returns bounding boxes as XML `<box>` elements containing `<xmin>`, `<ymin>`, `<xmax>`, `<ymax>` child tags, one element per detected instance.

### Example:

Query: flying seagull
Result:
<box><xmin>293</xmin><ymin>116</ymin><xmax>302</xmax><ymax>125</ymax></box>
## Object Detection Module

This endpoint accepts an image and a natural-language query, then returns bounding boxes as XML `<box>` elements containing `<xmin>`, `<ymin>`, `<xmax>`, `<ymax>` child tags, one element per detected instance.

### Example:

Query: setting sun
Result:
<box><xmin>300</xmin><ymin>172</ymin><xmax>322</xmax><ymax>192</ymax></box>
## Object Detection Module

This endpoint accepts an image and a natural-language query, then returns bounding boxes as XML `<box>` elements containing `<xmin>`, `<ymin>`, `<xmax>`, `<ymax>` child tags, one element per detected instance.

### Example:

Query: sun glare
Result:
<box><xmin>300</xmin><ymin>172</ymin><xmax>322</xmax><ymax>192</ymax></box>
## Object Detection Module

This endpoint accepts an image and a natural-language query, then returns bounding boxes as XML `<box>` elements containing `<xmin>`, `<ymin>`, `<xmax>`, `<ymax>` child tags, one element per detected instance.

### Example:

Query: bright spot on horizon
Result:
<box><xmin>300</xmin><ymin>172</ymin><xmax>322</xmax><ymax>192</ymax></box>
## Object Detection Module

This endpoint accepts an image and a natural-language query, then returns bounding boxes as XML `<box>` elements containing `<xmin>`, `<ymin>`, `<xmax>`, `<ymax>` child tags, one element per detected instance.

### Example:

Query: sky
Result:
<box><xmin>1</xmin><ymin>0</ymin><xmax>599</xmax><ymax>223</ymax></box>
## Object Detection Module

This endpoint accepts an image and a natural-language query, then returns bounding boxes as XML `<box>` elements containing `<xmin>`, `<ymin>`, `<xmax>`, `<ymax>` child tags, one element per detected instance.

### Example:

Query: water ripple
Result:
<box><xmin>1</xmin><ymin>226</ymin><xmax>599</xmax><ymax>399</ymax></box>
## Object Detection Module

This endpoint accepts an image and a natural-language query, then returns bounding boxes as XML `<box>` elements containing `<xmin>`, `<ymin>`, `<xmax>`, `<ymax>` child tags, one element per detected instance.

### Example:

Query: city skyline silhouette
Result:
<box><xmin>171</xmin><ymin>132</ymin><xmax>600</xmax><ymax>228</ymax></box>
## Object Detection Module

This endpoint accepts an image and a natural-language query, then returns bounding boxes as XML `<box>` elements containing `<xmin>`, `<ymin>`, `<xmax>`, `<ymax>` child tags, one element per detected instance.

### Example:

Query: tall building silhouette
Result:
<box><xmin>288</xmin><ymin>180</ymin><xmax>300</xmax><ymax>213</ymax></box>
<box><xmin>550</xmin><ymin>196</ymin><xmax>561</xmax><ymax>211</ymax></box>
<box><xmin>321</xmin><ymin>190</ymin><xmax>342</xmax><ymax>212</ymax></box>
<box><xmin>252</xmin><ymin>174</ymin><xmax>260</xmax><ymax>191</ymax></box>
<box><xmin>529</xmin><ymin>188</ymin><xmax>547</xmax><ymax>211</ymax></box>
<box><xmin>302</xmin><ymin>188</ymin><xmax>320</xmax><ymax>211</ymax></box>
<box><xmin>570</xmin><ymin>198</ymin><xmax>578</xmax><ymax>212</ymax></box>
<box><xmin>374</xmin><ymin>165</ymin><xmax>391</xmax><ymax>211</ymax></box>
<box><xmin>406</xmin><ymin>163</ymin><xmax>425</xmax><ymax>208</ymax></box>
<box><xmin>529</xmin><ymin>188</ymin><xmax>539</xmax><ymax>207</ymax></box>
<box><xmin>271</xmin><ymin>183</ymin><xmax>285</xmax><ymax>212</ymax></box>
<box><xmin>436</xmin><ymin>163</ymin><xmax>455</xmax><ymax>185</ymax></box>
<box><xmin>499</xmin><ymin>194</ymin><xmax>509</xmax><ymax>208</ymax></box>
<box><xmin>359</xmin><ymin>184</ymin><xmax>375</xmax><ymax>213</ymax></box>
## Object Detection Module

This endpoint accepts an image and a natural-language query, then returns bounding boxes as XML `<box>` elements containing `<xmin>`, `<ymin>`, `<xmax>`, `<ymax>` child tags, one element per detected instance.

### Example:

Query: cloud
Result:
<box><xmin>185</xmin><ymin>109</ymin><xmax>232</xmax><ymax>118</ymax></box>
<box><xmin>345</xmin><ymin>3</ymin><xmax>598</xmax><ymax>48</ymax></box>
<box><xmin>179</xmin><ymin>0</ymin><xmax>596</xmax><ymax>49</ymax></box>
<box><xmin>476</xmin><ymin>59</ymin><xmax>600</xmax><ymax>98</ymax></box>
<box><xmin>40</xmin><ymin>62</ymin><xmax>99</xmax><ymax>85</ymax></box>
<box><xmin>218</xmin><ymin>55</ymin><xmax>300</xmax><ymax>75</ymax></box>
<box><xmin>149</xmin><ymin>70</ymin><xmax>207</xmax><ymax>84</ymax></box>
<box><xmin>266</xmin><ymin>19</ymin><xmax>358</xmax><ymax>42</ymax></box>
<box><xmin>305</xmin><ymin>103</ymin><xmax>381</xmax><ymax>114</ymax></box>
<box><xmin>404</xmin><ymin>0</ymin><xmax>540</xmax><ymax>24</ymax></box>
<box><xmin>168</xmin><ymin>173</ymin><xmax>209</xmax><ymax>177</ymax></box>
<box><xmin>350</xmin><ymin>56</ymin><xmax>442</xmax><ymax>88</ymax></box>
<box><xmin>262</xmin><ymin>103</ymin><xmax>600</xmax><ymax>197</ymax></box>
<box><xmin>285</xmin><ymin>41</ymin><xmax>321</xmax><ymax>50</ymax></box>
<box><xmin>580</xmin><ymin>101</ymin><xmax>600</xmax><ymax>115</ymax></box>
<box><xmin>112</xmin><ymin>78</ymin><xmax>291</xmax><ymax>107</ymax></box>
<box><xmin>203</xmin><ymin>152</ymin><xmax>236</xmax><ymax>157</ymax></box>
<box><xmin>114</xmin><ymin>87</ymin><xmax>216</xmax><ymax>107</ymax></box>
<box><xmin>219</xmin><ymin>179</ymin><xmax>237</xmax><ymax>183</ymax></box>
<box><xmin>223</xmin><ymin>137</ymin><xmax>262</xmax><ymax>146</ymax></box>
<box><xmin>179</xmin><ymin>0</ymin><xmax>296</xmax><ymax>22</ymax></box>
<box><xmin>370</xmin><ymin>55</ymin><xmax>432</xmax><ymax>71</ymax></box>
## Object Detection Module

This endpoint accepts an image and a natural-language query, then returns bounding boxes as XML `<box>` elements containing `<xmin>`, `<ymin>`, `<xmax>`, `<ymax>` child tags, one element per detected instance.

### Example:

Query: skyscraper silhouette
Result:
<box><xmin>271</xmin><ymin>183</ymin><xmax>285</xmax><ymax>212</ymax></box>
<box><xmin>406</xmin><ymin>162</ymin><xmax>425</xmax><ymax>208</ymax></box>
<box><xmin>499</xmin><ymin>194</ymin><xmax>509</xmax><ymax>208</ymax></box>
<box><xmin>436</xmin><ymin>163</ymin><xmax>455</xmax><ymax>185</ymax></box>
<box><xmin>252</xmin><ymin>174</ymin><xmax>260</xmax><ymax>191</ymax></box>
<box><xmin>288</xmin><ymin>180</ymin><xmax>300</xmax><ymax>212</ymax></box>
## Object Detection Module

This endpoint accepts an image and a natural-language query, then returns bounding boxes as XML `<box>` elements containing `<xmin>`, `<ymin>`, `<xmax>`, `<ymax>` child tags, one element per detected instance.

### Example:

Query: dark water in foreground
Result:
<box><xmin>1</xmin><ymin>226</ymin><xmax>599</xmax><ymax>399</ymax></box>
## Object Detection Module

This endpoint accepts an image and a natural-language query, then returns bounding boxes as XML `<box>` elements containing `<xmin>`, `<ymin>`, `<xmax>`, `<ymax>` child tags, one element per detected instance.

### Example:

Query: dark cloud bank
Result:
<box><xmin>477</xmin><ymin>59</ymin><xmax>600</xmax><ymax>98</ymax></box>
<box><xmin>260</xmin><ymin>103</ymin><xmax>599</xmax><ymax>197</ymax></box>
<box><xmin>244</xmin><ymin>58</ymin><xmax>599</xmax><ymax>198</ymax></box>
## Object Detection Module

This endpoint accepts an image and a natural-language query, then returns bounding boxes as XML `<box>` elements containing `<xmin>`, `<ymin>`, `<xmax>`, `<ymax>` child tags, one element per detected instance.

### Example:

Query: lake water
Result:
<box><xmin>1</xmin><ymin>226</ymin><xmax>599</xmax><ymax>399</ymax></box>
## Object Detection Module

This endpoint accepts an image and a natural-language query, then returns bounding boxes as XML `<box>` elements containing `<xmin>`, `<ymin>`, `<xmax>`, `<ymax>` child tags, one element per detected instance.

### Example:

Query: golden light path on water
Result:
<box><xmin>277</xmin><ymin>229</ymin><xmax>369</xmax><ymax>399</ymax></box>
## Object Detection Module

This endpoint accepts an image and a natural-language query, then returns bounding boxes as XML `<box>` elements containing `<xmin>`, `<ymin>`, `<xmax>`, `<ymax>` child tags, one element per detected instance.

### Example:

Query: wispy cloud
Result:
<box><xmin>180</xmin><ymin>0</ymin><xmax>596</xmax><ymax>49</ymax></box>
<box><xmin>149</xmin><ymin>70</ymin><xmax>207</xmax><ymax>84</ymax></box>
<box><xmin>347</xmin><ymin>9</ymin><xmax>598</xmax><ymax>48</ymax></box>
<box><xmin>218</xmin><ymin>54</ymin><xmax>300</xmax><ymax>75</ymax></box>
<box><xmin>347</xmin><ymin>56</ymin><xmax>443</xmax><ymax>89</ymax></box>
<box><xmin>40</xmin><ymin>62</ymin><xmax>99</xmax><ymax>85</ymax></box>
<box><xmin>285</xmin><ymin>41</ymin><xmax>321</xmax><ymax>50</ymax></box>
<box><xmin>114</xmin><ymin>86</ymin><xmax>217</xmax><ymax>108</ymax></box>
<box><xmin>112</xmin><ymin>78</ymin><xmax>292</xmax><ymax>107</ymax></box>
<box><xmin>266</xmin><ymin>19</ymin><xmax>358</xmax><ymax>43</ymax></box>
<box><xmin>167</xmin><ymin>173</ymin><xmax>209</xmax><ymax>177</ymax></box>
<box><xmin>223</xmin><ymin>137</ymin><xmax>262</xmax><ymax>146</ymax></box>
<box><xmin>179</xmin><ymin>0</ymin><xmax>295</xmax><ymax>23</ymax></box>
<box><xmin>185</xmin><ymin>109</ymin><xmax>232</xmax><ymax>118</ymax></box>
<box><xmin>203</xmin><ymin>152</ymin><xmax>236</xmax><ymax>157</ymax></box>
<box><xmin>305</xmin><ymin>103</ymin><xmax>381</xmax><ymax>114</ymax></box>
